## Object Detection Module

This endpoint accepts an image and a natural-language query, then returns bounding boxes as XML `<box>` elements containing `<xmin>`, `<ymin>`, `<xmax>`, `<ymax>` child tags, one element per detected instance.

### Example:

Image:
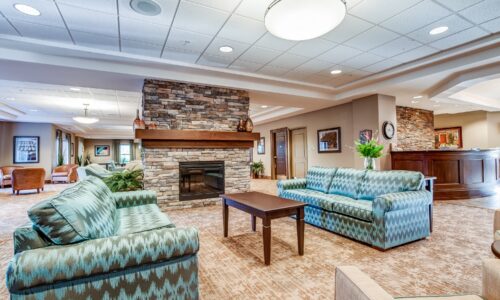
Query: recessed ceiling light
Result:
<box><xmin>413</xmin><ymin>95</ymin><xmax>423</xmax><ymax>99</ymax></box>
<box><xmin>14</xmin><ymin>4</ymin><xmax>40</xmax><ymax>16</ymax></box>
<box><xmin>70</xmin><ymin>87</ymin><xmax>81</xmax><ymax>91</ymax></box>
<box><xmin>411</xmin><ymin>100</ymin><xmax>419</xmax><ymax>104</ymax></box>
<box><xmin>261</xmin><ymin>105</ymin><xmax>268</xmax><ymax>108</ymax></box>
<box><xmin>219</xmin><ymin>46</ymin><xmax>233</xmax><ymax>53</ymax></box>
<box><xmin>429</xmin><ymin>26</ymin><xmax>448</xmax><ymax>35</ymax></box>
<box><xmin>130</xmin><ymin>0</ymin><xmax>162</xmax><ymax>16</ymax></box>
<box><xmin>265</xmin><ymin>0</ymin><xmax>347</xmax><ymax>41</ymax></box>
<box><xmin>330</xmin><ymin>69</ymin><xmax>342</xmax><ymax>75</ymax></box>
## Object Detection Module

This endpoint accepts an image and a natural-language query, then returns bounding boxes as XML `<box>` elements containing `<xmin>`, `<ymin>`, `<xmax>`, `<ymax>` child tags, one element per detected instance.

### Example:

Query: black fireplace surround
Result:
<box><xmin>179</xmin><ymin>161</ymin><xmax>225</xmax><ymax>201</ymax></box>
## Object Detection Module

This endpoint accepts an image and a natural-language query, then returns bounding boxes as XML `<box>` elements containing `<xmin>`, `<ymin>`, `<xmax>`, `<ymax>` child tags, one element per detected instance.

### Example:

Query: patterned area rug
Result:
<box><xmin>0</xmin><ymin>182</ymin><xmax>497</xmax><ymax>299</ymax></box>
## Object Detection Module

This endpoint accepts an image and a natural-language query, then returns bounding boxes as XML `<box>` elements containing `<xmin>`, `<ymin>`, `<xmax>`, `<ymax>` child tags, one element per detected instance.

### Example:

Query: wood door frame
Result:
<box><xmin>290</xmin><ymin>127</ymin><xmax>308</xmax><ymax>179</ymax></box>
<box><xmin>270</xmin><ymin>127</ymin><xmax>290</xmax><ymax>180</ymax></box>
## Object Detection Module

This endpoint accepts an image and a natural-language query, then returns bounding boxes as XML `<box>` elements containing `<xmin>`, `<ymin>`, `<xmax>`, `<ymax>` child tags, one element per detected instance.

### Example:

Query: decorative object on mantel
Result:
<box><xmin>146</xmin><ymin>122</ymin><xmax>157</xmax><ymax>130</ymax></box>
<box><xmin>382</xmin><ymin>121</ymin><xmax>395</xmax><ymax>140</ymax></box>
<box><xmin>237</xmin><ymin>119</ymin><xmax>246</xmax><ymax>132</ymax></box>
<box><xmin>245</xmin><ymin>117</ymin><xmax>254</xmax><ymax>132</ymax></box>
<box><xmin>133</xmin><ymin>109</ymin><xmax>146</xmax><ymax>130</ymax></box>
<box><xmin>355</xmin><ymin>134</ymin><xmax>384</xmax><ymax>170</ymax></box>
<box><xmin>434</xmin><ymin>127</ymin><xmax>462</xmax><ymax>149</ymax></box>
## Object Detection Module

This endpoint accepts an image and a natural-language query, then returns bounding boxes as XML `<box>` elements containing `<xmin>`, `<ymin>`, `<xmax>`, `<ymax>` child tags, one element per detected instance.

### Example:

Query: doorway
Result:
<box><xmin>271</xmin><ymin>128</ymin><xmax>289</xmax><ymax>180</ymax></box>
<box><xmin>290</xmin><ymin>128</ymin><xmax>308</xmax><ymax>178</ymax></box>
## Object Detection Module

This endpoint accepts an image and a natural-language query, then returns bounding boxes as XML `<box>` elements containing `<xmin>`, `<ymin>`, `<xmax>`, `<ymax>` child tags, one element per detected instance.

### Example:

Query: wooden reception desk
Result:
<box><xmin>391</xmin><ymin>149</ymin><xmax>500</xmax><ymax>200</ymax></box>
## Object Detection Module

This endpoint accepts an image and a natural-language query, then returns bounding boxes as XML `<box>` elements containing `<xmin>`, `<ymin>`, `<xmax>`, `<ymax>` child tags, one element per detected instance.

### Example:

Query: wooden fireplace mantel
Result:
<box><xmin>135</xmin><ymin>129</ymin><xmax>260</xmax><ymax>149</ymax></box>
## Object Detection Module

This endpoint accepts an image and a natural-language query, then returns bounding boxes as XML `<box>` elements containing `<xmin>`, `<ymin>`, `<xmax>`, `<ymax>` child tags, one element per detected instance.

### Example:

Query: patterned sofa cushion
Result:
<box><xmin>28</xmin><ymin>177</ymin><xmax>116</xmax><ymax>245</ymax></box>
<box><xmin>115</xmin><ymin>204</ymin><xmax>175</xmax><ymax>235</ymax></box>
<box><xmin>281</xmin><ymin>189</ymin><xmax>373</xmax><ymax>222</ymax></box>
<box><xmin>306</xmin><ymin>167</ymin><xmax>337</xmax><ymax>193</ymax></box>
<box><xmin>328</xmin><ymin>168</ymin><xmax>367</xmax><ymax>199</ymax></box>
<box><xmin>357</xmin><ymin>170</ymin><xmax>424</xmax><ymax>201</ymax></box>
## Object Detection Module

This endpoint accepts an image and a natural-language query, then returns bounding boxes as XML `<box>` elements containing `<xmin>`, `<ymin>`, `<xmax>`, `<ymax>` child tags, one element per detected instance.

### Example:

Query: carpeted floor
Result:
<box><xmin>0</xmin><ymin>181</ymin><xmax>497</xmax><ymax>299</ymax></box>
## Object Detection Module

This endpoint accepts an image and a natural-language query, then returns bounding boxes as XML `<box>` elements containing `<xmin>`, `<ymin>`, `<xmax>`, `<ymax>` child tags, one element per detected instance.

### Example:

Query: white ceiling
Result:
<box><xmin>0</xmin><ymin>0</ymin><xmax>498</xmax><ymax>87</ymax></box>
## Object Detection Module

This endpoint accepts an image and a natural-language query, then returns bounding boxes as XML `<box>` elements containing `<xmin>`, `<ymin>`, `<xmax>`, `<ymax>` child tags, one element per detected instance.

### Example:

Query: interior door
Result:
<box><xmin>291</xmin><ymin>128</ymin><xmax>307</xmax><ymax>178</ymax></box>
<box><xmin>271</xmin><ymin>128</ymin><xmax>289</xmax><ymax>180</ymax></box>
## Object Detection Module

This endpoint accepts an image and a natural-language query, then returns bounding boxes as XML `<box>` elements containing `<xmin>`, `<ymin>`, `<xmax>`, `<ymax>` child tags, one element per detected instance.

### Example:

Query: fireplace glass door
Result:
<box><xmin>179</xmin><ymin>161</ymin><xmax>225</xmax><ymax>201</ymax></box>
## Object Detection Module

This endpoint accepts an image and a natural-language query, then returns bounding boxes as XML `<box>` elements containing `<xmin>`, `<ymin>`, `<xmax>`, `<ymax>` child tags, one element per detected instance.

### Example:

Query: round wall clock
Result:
<box><xmin>382</xmin><ymin>121</ymin><xmax>395</xmax><ymax>140</ymax></box>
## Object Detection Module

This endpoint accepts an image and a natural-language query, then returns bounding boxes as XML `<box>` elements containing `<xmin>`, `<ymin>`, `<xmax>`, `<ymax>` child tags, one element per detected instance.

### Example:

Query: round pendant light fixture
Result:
<box><xmin>73</xmin><ymin>104</ymin><xmax>99</xmax><ymax>124</ymax></box>
<box><xmin>265</xmin><ymin>0</ymin><xmax>346</xmax><ymax>41</ymax></box>
<box><xmin>130</xmin><ymin>0</ymin><xmax>161</xmax><ymax>16</ymax></box>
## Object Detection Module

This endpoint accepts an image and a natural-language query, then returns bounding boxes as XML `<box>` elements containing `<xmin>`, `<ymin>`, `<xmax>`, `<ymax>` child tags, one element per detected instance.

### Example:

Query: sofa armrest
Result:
<box><xmin>335</xmin><ymin>266</ymin><xmax>393</xmax><ymax>300</ymax></box>
<box><xmin>373</xmin><ymin>190</ymin><xmax>432</xmax><ymax>214</ymax></box>
<box><xmin>277</xmin><ymin>178</ymin><xmax>307</xmax><ymax>194</ymax></box>
<box><xmin>113</xmin><ymin>190</ymin><xmax>157</xmax><ymax>208</ymax></box>
<box><xmin>7</xmin><ymin>227</ymin><xmax>199</xmax><ymax>292</ymax></box>
<box><xmin>494</xmin><ymin>210</ymin><xmax>500</xmax><ymax>241</ymax></box>
<box><xmin>482</xmin><ymin>259</ymin><xmax>500</xmax><ymax>300</ymax></box>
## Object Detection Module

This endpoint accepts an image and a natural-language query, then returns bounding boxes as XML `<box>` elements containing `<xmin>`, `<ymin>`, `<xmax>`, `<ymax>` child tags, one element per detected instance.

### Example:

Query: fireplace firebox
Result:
<box><xmin>179</xmin><ymin>161</ymin><xmax>225</xmax><ymax>201</ymax></box>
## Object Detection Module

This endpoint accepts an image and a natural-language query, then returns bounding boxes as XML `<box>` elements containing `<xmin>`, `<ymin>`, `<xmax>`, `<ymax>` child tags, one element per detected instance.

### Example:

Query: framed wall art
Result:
<box><xmin>13</xmin><ymin>136</ymin><xmax>40</xmax><ymax>164</ymax></box>
<box><xmin>94</xmin><ymin>145</ymin><xmax>111</xmax><ymax>156</ymax></box>
<box><xmin>317</xmin><ymin>127</ymin><xmax>341</xmax><ymax>153</ymax></box>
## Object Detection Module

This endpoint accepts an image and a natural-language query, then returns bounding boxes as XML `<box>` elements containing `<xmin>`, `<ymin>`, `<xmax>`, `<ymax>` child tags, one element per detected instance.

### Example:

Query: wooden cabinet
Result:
<box><xmin>391</xmin><ymin>149</ymin><xmax>500</xmax><ymax>200</ymax></box>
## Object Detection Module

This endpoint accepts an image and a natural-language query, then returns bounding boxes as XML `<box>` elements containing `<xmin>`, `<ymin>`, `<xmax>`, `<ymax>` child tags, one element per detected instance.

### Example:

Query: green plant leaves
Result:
<box><xmin>103</xmin><ymin>169</ymin><xmax>144</xmax><ymax>192</ymax></box>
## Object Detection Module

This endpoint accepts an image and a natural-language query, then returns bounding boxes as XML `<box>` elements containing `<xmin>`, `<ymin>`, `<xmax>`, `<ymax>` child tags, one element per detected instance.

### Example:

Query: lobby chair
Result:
<box><xmin>0</xmin><ymin>166</ymin><xmax>24</xmax><ymax>188</ymax></box>
<box><xmin>11</xmin><ymin>168</ymin><xmax>45</xmax><ymax>195</ymax></box>
<box><xmin>51</xmin><ymin>164</ymin><xmax>78</xmax><ymax>183</ymax></box>
<box><xmin>335</xmin><ymin>261</ymin><xmax>500</xmax><ymax>300</ymax></box>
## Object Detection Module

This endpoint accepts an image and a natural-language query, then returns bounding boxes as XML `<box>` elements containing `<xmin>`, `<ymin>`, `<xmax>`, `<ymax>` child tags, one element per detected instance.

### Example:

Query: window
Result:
<box><xmin>119</xmin><ymin>144</ymin><xmax>130</xmax><ymax>164</ymax></box>
<box><xmin>62</xmin><ymin>134</ymin><xmax>70</xmax><ymax>165</ymax></box>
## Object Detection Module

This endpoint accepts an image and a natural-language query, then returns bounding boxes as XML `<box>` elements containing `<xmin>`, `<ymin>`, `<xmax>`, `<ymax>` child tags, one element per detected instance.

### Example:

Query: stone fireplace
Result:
<box><xmin>139</xmin><ymin>79</ymin><xmax>257</xmax><ymax>210</ymax></box>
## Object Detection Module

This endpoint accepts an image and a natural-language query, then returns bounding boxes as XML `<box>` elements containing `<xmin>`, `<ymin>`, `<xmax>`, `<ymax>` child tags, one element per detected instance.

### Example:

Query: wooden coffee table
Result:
<box><xmin>492</xmin><ymin>241</ymin><xmax>500</xmax><ymax>258</ymax></box>
<box><xmin>221</xmin><ymin>192</ymin><xmax>306</xmax><ymax>265</ymax></box>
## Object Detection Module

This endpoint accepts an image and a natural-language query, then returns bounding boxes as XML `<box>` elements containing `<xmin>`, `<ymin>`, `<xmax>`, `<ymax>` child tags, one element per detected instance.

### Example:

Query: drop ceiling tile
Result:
<box><xmin>229</xmin><ymin>59</ymin><xmax>264</xmax><ymax>72</ymax></box>
<box><xmin>317</xmin><ymin>44</ymin><xmax>363</xmax><ymax>64</ymax></box>
<box><xmin>121</xmin><ymin>39</ymin><xmax>163</xmax><ymax>57</ymax></box>
<box><xmin>0</xmin><ymin>0</ymin><xmax>65</xmax><ymax>27</ymax></box>
<box><xmin>434</xmin><ymin>0</ymin><xmax>483</xmax><ymax>11</ymax></box>
<box><xmin>185</xmin><ymin>0</ymin><xmax>241</xmax><ymax>12</ymax></box>
<box><xmin>267</xmin><ymin>53</ymin><xmax>310</xmax><ymax>69</ymax></box>
<box><xmin>11</xmin><ymin>20</ymin><xmax>72</xmax><ymax>42</ymax></box>
<box><xmin>235</xmin><ymin>0</ymin><xmax>272</xmax><ymax>21</ymax></box>
<box><xmin>118</xmin><ymin>0</ymin><xmax>178</xmax><ymax>26</ymax></box>
<box><xmin>172</xmin><ymin>1</ymin><xmax>229</xmax><ymax>36</ymax></box>
<box><xmin>162</xmin><ymin>47</ymin><xmax>200</xmax><ymax>63</ymax></box>
<box><xmin>255</xmin><ymin>32</ymin><xmax>296</xmax><ymax>51</ymax></box>
<box><xmin>238</xmin><ymin>46</ymin><xmax>281</xmax><ymax>64</ymax></box>
<box><xmin>349</xmin><ymin>0</ymin><xmax>423</xmax><ymax>24</ymax></box>
<box><xmin>429</xmin><ymin>27</ymin><xmax>489</xmax><ymax>49</ymax></box>
<box><xmin>362</xmin><ymin>58</ymin><xmax>401</xmax><ymax>73</ymax></box>
<box><xmin>346</xmin><ymin>0</ymin><xmax>365</xmax><ymax>10</ymax></box>
<box><xmin>283</xmin><ymin>71</ymin><xmax>310</xmax><ymax>81</ymax></box>
<box><xmin>480</xmin><ymin>17</ymin><xmax>500</xmax><ymax>33</ymax></box>
<box><xmin>218</xmin><ymin>14</ymin><xmax>267</xmax><ymax>44</ymax></box>
<box><xmin>381</xmin><ymin>0</ymin><xmax>452</xmax><ymax>34</ymax></box>
<box><xmin>391</xmin><ymin>45</ymin><xmax>438</xmax><ymax>62</ymax></box>
<box><xmin>459</xmin><ymin>0</ymin><xmax>500</xmax><ymax>24</ymax></box>
<box><xmin>305</xmin><ymin>75</ymin><xmax>331</xmax><ymax>85</ymax></box>
<box><xmin>258</xmin><ymin>65</ymin><xmax>290</xmax><ymax>76</ymax></box>
<box><xmin>407</xmin><ymin>15</ymin><xmax>474</xmax><ymax>44</ymax></box>
<box><xmin>58</xmin><ymin>4</ymin><xmax>118</xmax><ymax>37</ymax></box>
<box><xmin>71</xmin><ymin>30</ymin><xmax>119</xmax><ymax>51</ymax></box>
<box><xmin>165</xmin><ymin>28</ymin><xmax>212</xmax><ymax>53</ymax></box>
<box><xmin>0</xmin><ymin>16</ymin><xmax>18</xmax><ymax>35</ymax></box>
<box><xmin>287</xmin><ymin>38</ymin><xmax>336</xmax><ymax>58</ymax></box>
<box><xmin>293</xmin><ymin>59</ymin><xmax>333</xmax><ymax>73</ymax></box>
<box><xmin>198</xmin><ymin>53</ymin><xmax>232</xmax><ymax>67</ymax></box>
<box><xmin>203</xmin><ymin>37</ymin><xmax>251</xmax><ymax>60</ymax></box>
<box><xmin>322</xmin><ymin>15</ymin><xmax>373</xmax><ymax>43</ymax></box>
<box><xmin>119</xmin><ymin>17</ymin><xmax>169</xmax><ymax>44</ymax></box>
<box><xmin>56</xmin><ymin>0</ymin><xmax>117</xmax><ymax>14</ymax></box>
<box><xmin>343</xmin><ymin>52</ymin><xmax>384</xmax><ymax>69</ymax></box>
<box><xmin>344</xmin><ymin>26</ymin><xmax>399</xmax><ymax>51</ymax></box>
<box><xmin>371</xmin><ymin>36</ymin><xmax>422</xmax><ymax>58</ymax></box>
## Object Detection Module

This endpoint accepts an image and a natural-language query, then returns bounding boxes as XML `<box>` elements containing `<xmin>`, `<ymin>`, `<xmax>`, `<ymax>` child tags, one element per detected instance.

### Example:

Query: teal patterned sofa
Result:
<box><xmin>278</xmin><ymin>167</ymin><xmax>431</xmax><ymax>250</ymax></box>
<box><xmin>6</xmin><ymin>176</ymin><xmax>199</xmax><ymax>299</ymax></box>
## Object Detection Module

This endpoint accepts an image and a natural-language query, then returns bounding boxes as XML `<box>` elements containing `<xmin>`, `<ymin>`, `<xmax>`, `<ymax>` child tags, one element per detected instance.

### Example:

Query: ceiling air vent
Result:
<box><xmin>130</xmin><ymin>0</ymin><xmax>161</xmax><ymax>16</ymax></box>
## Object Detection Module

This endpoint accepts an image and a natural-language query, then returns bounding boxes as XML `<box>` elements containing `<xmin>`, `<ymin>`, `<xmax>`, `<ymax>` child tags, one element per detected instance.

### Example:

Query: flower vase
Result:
<box><xmin>364</xmin><ymin>157</ymin><xmax>376</xmax><ymax>170</ymax></box>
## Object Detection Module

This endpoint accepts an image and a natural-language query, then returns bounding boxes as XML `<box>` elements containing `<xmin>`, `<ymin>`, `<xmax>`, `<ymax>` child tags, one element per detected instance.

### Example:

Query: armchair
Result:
<box><xmin>51</xmin><ymin>164</ymin><xmax>78</xmax><ymax>183</ymax></box>
<box><xmin>11</xmin><ymin>168</ymin><xmax>45</xmax><ymax>195</ymax></box>
<box><xmin>0</xmin><ymin>166</ymin><xmax>24</xmax><ymax>188</ymax></box>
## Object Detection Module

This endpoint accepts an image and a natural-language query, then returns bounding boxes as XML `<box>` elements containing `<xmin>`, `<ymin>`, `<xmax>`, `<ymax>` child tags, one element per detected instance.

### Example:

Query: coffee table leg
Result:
<box><xmin>251</xmin><ymin>215</ymin><xmax>256</xmax><ymax>232</ymax></box>
<box><xmin>223</xmin><ymin>198</ymin><xmax>228</xmax><ymax>237</ymax></box>
<box><xmin>297</xmin><ymin>207</ymin><xmax>304</xmax><ymax>256</ymax></box>
<box><xmin>263</xmin><ymin>218</ymin><xmax>271</xmax><ymax>265</ymax></box>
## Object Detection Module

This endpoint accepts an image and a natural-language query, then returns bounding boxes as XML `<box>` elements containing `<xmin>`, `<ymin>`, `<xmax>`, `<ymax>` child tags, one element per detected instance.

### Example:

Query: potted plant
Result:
<box><xmin>355</xmin><ymin>136</ymin><xmax>384</xmax><ymax>170</ymax></box>
<box><xmin>250</xmin><ymin>161</ymin><xmax>264</xmax><ymax>178</ymax></box>
<box><xmin>103</xmin><ymin>169</ymin><xmax>143</xmax><ymax>192</ymax></box>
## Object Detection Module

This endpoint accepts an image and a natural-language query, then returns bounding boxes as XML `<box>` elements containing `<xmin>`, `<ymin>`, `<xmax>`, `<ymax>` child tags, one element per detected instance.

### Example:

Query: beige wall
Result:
<box><xmin>83</xmin><ymin>139</ymin><xmax>114</xmax><ymax>164</ymax></box>
<box><xmin>0</xmin><ymin>122</ymin><xmax>56</xmax><ymax>179</ymax></box>
<box><xmin>434</xmin><ymin>111</ymin><xmax>494</xmax><ymax>149</ymax></box>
